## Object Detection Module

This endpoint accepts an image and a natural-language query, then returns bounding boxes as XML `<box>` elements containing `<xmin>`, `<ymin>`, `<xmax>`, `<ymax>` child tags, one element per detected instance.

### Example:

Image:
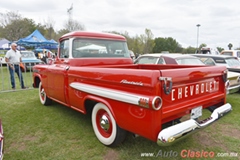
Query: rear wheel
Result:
<box><xmin>39</xmin><ymin>82</ymin><xmax>52</xmax><ymax>105</ymax></box>
<box><xmin>91</xmin><ymin>103</ymin><xmax>126</xmax><ymax>147</ymax></box>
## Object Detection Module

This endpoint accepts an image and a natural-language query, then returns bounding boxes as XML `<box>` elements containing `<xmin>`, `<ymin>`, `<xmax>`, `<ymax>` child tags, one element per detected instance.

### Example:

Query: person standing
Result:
<box><xmin>5</xmin><ymin>43</ymin><xmax>26</xmax><ymax>90</ymax></box>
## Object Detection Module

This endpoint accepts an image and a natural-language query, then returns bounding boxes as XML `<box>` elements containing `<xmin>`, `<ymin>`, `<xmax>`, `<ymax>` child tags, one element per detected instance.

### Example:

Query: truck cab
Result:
<box><xmin>58</xmin><ymin>31</ymin><xmax>132</xmax><ymax>61</ymax></box>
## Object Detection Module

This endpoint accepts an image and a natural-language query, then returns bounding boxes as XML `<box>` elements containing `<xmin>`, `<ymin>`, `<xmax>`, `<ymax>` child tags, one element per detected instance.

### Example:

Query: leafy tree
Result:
<box><xmin>56</xmin><ymin>29</ymin><xmax>70</xmax><ymax>40</ymax></box>
<box><xmin>182</xmin><ymin>46</ymin><xmax>196</xmax><ymax>54</ymax></box>
<box><xmin>3</xmin><ymin>18</ymin><xmax>36</xmax><ymax>41</ymax></box>
<box><xmin>64</xmin><ymin>19</ymin><xmax>85</xmax><ymax>32</ymax></box>
<box><xmin>0</xmin><ymin>11</ymin><xmax>36</xmax><ymax>41</ymax></box>
<box><xmin>0</xmin><ymin>11</ymin><xmax>21</xmax><ymax>27</ymax></box>
<box><xmin>36</xmin><ymin>23</ymin><xmax>48</xmax><ymax>36</ymax></box>
<box><xmin>140</xmin><ymin>29</ymin><xmax>154</xmax><ymax>53</ymax></box>
<box><xmin>229</xmin><ymin>43</ymin><xmax>233</xmax><ymax>49</ymax></box>
<box><xmin>153</xmin><ymin>37</ymin><xmax>182</xmax><ymax>53</ymax></box>
<box><xmin>198</xmin><ymin>43</ymin><xmax>207</xmax><ymax>49</ymax></box>
<box><xmin>193</xmin><ymin>43</ymin><xmax>207</xmax><ymax>53</ymax></box>
<box><xmin>104</xmin><ymin>30</ymin><xmax>146</xmax><ymax>55</ymax></box>
<box><xmin>152</xmin><ymin>37</ymin><xmax>164</xmax><ymax>53</ymax></box>
<box><xmin>132</xmin><ymin>37</ymin><xmax>143</xmax><ymax>55</ymax></box>
<box><xmin>217</xmin><ymin>47</ymin><xmax>224</xmax><ymax>52</ymax></box>
<box><xmin>0</xmin><ymin>26</ymin><xmax>3</xmax><ymax>38</ymax></box>
<box><xmin>42</xmin><ymin>17</ymin><xmax>56</xmax><ymax>40</ymax></box>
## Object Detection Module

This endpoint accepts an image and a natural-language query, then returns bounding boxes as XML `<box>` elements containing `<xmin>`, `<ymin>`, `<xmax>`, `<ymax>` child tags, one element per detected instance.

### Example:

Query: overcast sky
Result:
<box><xmin>1</xmin><ymin>0</ymin><xmax>240</xmax><ymax>49</ymax></box>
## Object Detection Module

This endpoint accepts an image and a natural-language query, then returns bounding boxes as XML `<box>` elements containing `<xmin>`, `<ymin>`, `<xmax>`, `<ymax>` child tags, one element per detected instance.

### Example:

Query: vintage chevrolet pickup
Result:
<box><xmin>32</xmin><ymin>31</ymin><xmax>232</xmax><ymax>147</ymax></box>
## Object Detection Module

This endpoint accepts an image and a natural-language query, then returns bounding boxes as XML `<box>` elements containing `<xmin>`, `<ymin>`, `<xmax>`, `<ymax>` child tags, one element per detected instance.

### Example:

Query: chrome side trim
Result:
<box><xmin>70</xmin><ymin>82</ymin><xmax>150</xmax><ymax>108</ymax></box>
<box><xmin>157</xmin><ymin>103</ymin><xmax>232</xmax><ymax>146</ymax></box>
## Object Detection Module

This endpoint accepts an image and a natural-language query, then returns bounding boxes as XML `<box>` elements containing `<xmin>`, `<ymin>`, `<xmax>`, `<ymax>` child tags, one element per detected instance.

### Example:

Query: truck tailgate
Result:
<box><xmin>159</xmin><ymin>65</ymin><xmax>227</xmax><ymax>123</ymax></box>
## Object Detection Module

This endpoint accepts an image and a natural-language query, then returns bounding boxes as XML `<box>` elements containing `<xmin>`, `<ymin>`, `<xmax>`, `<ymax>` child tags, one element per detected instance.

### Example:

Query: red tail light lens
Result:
<box><xmin>152</xmin><ymin>96</ymin><xmax>162</xmax><ymax>110</ymax></box>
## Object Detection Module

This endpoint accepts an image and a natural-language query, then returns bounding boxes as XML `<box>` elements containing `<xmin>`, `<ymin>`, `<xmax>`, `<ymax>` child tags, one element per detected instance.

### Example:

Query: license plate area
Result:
<box><xmin>191</xmin><ymin>106</ymin><xmax>202</xmax><ymax>119</ymax></box>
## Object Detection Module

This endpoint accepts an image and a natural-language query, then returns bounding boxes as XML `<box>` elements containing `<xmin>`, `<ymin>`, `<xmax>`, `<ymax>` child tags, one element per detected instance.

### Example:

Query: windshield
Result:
<box><xmin>198</xmin><ymin>57</ymin><xmax>216</xmax><ymax>65</ymax></box>
<box><xmin>221</xmin><ymin>52</ymin><xmax>233</xmax><ymax>56</ymax></box>
<box><xmin>176</xmin><ymin>58</ymin><xmax>205</xmax><ymax>65</ymax></box>
<box><xmin>21</xmin><ymin>51</ymin><xmax>36</xmax><ymax>58</ymax></box>
<box><xmin>225</xmin><ymin>58</ymin><xmax>240</xmax><ymax>67</ymax></box>
<box><xmin>135</xmin><ymin>56</ymin><xmax>163</xmax><ymax>64</ymax></box>
<box><xmin>72</xmin><ymin>38</ymin><xmax>130</xmax><ymax>58</ymax></box>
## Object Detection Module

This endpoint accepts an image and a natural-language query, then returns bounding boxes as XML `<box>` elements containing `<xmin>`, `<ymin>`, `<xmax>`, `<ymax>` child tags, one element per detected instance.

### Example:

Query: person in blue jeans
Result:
<box><xmin>5</xmin><ymin>43</ymin><xmax>26</xmax><ymax>90</ymax></box>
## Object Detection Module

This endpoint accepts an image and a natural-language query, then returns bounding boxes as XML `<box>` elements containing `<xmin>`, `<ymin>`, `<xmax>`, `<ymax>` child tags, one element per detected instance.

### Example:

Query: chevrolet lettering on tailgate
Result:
<box><xmin>171</xmin><ymin>80</ymin><xmax>219</xmax><ymax>101</ymax></box>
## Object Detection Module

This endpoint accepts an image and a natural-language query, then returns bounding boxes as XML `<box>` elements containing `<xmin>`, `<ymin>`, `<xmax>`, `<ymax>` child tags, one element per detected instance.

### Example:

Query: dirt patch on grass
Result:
<box><xmin>195</xmin><ymin>123</ymin><xmax>240</xmax><ymax>151</ymax></box>
<box><xmin>219</xmin><ymin>124</ymin><xmax>240</xmax><ymax>139</ymax></box>
<box><xmin>9</xmin><ymin>141</ymin><xmax>26</xmax><ymax>152</ymax></box>
<box><xmin>23</xmin><ymin>135</ymin><xmax>38</xmax><ymax>141</ymax></box>
<box><xmin>103</xmin><ymin>149</ymin><xmax>119</xmax><ymax>160</ymax></box>
<box><xmin>195</xmin><ymin>130</ymin><xmax>229</xmax><ymax>151</ymax></box>
<box><xmin>8</xmin><ymin>135</ymin><xmax>38</xmax><ymax>152</ymax></box>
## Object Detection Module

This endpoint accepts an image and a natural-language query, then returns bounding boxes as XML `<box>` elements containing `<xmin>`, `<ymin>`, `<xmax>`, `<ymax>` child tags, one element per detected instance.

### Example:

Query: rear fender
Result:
<box><xmin>33</xmin><ymin>74</ymin><xmax>42</xmax><ymax>88</ymax></box>
<box><xmin>83</xmin><ymin>95</ymin><xmax>116</xmax><ymax>119</ymax></box>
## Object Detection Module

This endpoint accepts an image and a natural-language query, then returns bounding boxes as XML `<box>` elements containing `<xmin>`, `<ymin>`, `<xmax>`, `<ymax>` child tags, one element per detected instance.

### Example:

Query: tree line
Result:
<box><xmin>0</xmin><ymin>11</ymin><xmax>233</xmax><ymax>55</ymax></box>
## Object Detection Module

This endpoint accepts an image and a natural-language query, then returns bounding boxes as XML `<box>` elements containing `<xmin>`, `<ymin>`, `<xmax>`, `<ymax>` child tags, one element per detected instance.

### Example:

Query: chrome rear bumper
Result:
<box><xmin>157</xmin><ymin>103</ymin><xmax>232</xmax><ymax>146</ymax></box>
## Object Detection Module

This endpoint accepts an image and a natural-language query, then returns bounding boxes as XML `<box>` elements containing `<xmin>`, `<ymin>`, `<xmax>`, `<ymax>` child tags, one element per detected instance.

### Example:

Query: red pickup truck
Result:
<box><xmin>32</xmin><ymin>31</ymin><xmax>232</xmax><ymax>147</ymax></box>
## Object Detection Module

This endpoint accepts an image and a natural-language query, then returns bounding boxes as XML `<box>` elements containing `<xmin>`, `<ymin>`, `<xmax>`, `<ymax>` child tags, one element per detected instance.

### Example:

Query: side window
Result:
<box><xmin>204</xmin><ymin>58</ymin><xmax>215</xmax><ymax>65</ymax></box>
<box><xmin>59</xmin><ymin>39</ymin><xmax>69</xmax><ymax>58</ymax></box>
<box><xmin>157</xmin><ymin>57</ymin><xmax>164</xmax><ymax>64</ymax></box>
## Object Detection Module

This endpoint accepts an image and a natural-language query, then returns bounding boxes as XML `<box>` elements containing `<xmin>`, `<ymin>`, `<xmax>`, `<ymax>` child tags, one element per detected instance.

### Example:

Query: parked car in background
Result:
<box><xmin>220</xmin><ymin>50</ymin><xmax>240</xmax><ymax>60</ymax></box>
<box><xmin>0</xmin><ymin>51</ymin><xmax>7</xmax><ymax>66</ymax></box>
<box><xmin>0</xmin><ymin>57</ymin><xmax>6</xmax><ymax>66</ymax></box>
<box><xmin>191</xmin><ymin>54</ymin><xmax>240</xmax><ymax>94</ymax></box>
<box><xmin>33</xmin><ymin>48</ymin><xmax>55</xmax><ymax>59</ymax></box>
<box><xmin>197</xmin><ymin>47</ymin><xmax>220</xmax><ymax>55</ymax></box>
<box><xmin>134</xmin><ymin>53</ymin><xmax>205</xmax><ymax>65</ymax></box>
<box><xmin>191</xmin><ymin>54</ymin><xmax>240</xmax><ymax>73</ymax></box>
<box><xmin>226</xmin><ymin>71</ymin><xmax>240</xmax><ymax>94</ymax></box>
<box><xmin>20</xmin><ymin>51</ymin><xmax>44</xmax><ymax>71</ymax></box>
<box><xmin>0</xmin><ymin>119</ymin><xmax>3</xmax><ymax>160</ymax></box>
<box><xmin>135</xmin><ymin>53</ymin><xmax>240</xmax><ymax>94</ymax></box>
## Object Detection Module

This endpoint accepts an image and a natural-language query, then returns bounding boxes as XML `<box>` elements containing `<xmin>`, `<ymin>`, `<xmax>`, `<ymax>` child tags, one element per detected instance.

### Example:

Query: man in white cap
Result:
<box><xmin>5</xmin><ymin>43</ymin><xmax>26</xmax><ymax>89</ymax></box>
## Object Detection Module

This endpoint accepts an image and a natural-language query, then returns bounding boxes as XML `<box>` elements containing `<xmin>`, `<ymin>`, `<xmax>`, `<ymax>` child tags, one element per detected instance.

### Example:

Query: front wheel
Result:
<box><xmin>39</xmin><ymin>82</ymin><xmax>52</xmax><ymax>106</ymax></box>
<box><xmin>91</xmin><ymin>103</ymin><xmax>127</xmax><ymax>147</ymax></box>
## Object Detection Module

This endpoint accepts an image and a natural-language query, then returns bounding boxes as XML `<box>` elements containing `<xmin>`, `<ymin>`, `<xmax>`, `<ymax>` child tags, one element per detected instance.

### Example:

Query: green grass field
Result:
<box><xmin>0</xmin><ymin>90</ymin><xmax>239</xmax><ymax>160</ymax></box>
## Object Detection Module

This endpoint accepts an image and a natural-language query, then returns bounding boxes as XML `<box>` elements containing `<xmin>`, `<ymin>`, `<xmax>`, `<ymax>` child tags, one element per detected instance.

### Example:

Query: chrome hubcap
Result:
<box><xmin>100</xmin><ymin>115</ymin><xmax>110</xmax><ymax>131</ymax></box>
<box><xmin>40</xmin><ymin>89</ymin><xmax>45</xmax><ymax>97</ymax></box>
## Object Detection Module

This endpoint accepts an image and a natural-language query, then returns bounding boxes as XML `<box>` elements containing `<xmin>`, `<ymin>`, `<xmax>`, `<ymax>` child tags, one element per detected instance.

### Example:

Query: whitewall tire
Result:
<box><xmin>91</xmin><ymin>103</ymin><xmax>126</xmax><ymax>146</ymax></box>
<box><xmin>39</xmin><ymin>82</ymin><xmax>52</xmax><ymax>106</ymax></box>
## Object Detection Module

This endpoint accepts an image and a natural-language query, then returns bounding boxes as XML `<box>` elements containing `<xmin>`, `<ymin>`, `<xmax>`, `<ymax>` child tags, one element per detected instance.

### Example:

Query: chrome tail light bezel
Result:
<box><xmin>152</xmin><ymin>96</ymin><xmax>162</xmax><ymax>110</ymax></box>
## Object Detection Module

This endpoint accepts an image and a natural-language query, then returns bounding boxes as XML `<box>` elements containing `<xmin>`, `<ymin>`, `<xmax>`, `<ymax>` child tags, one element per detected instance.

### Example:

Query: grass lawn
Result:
<box><xmin>0</xmin><ymin>89</ymin><xmax>240</xmax><ymax>160</ymax></box>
